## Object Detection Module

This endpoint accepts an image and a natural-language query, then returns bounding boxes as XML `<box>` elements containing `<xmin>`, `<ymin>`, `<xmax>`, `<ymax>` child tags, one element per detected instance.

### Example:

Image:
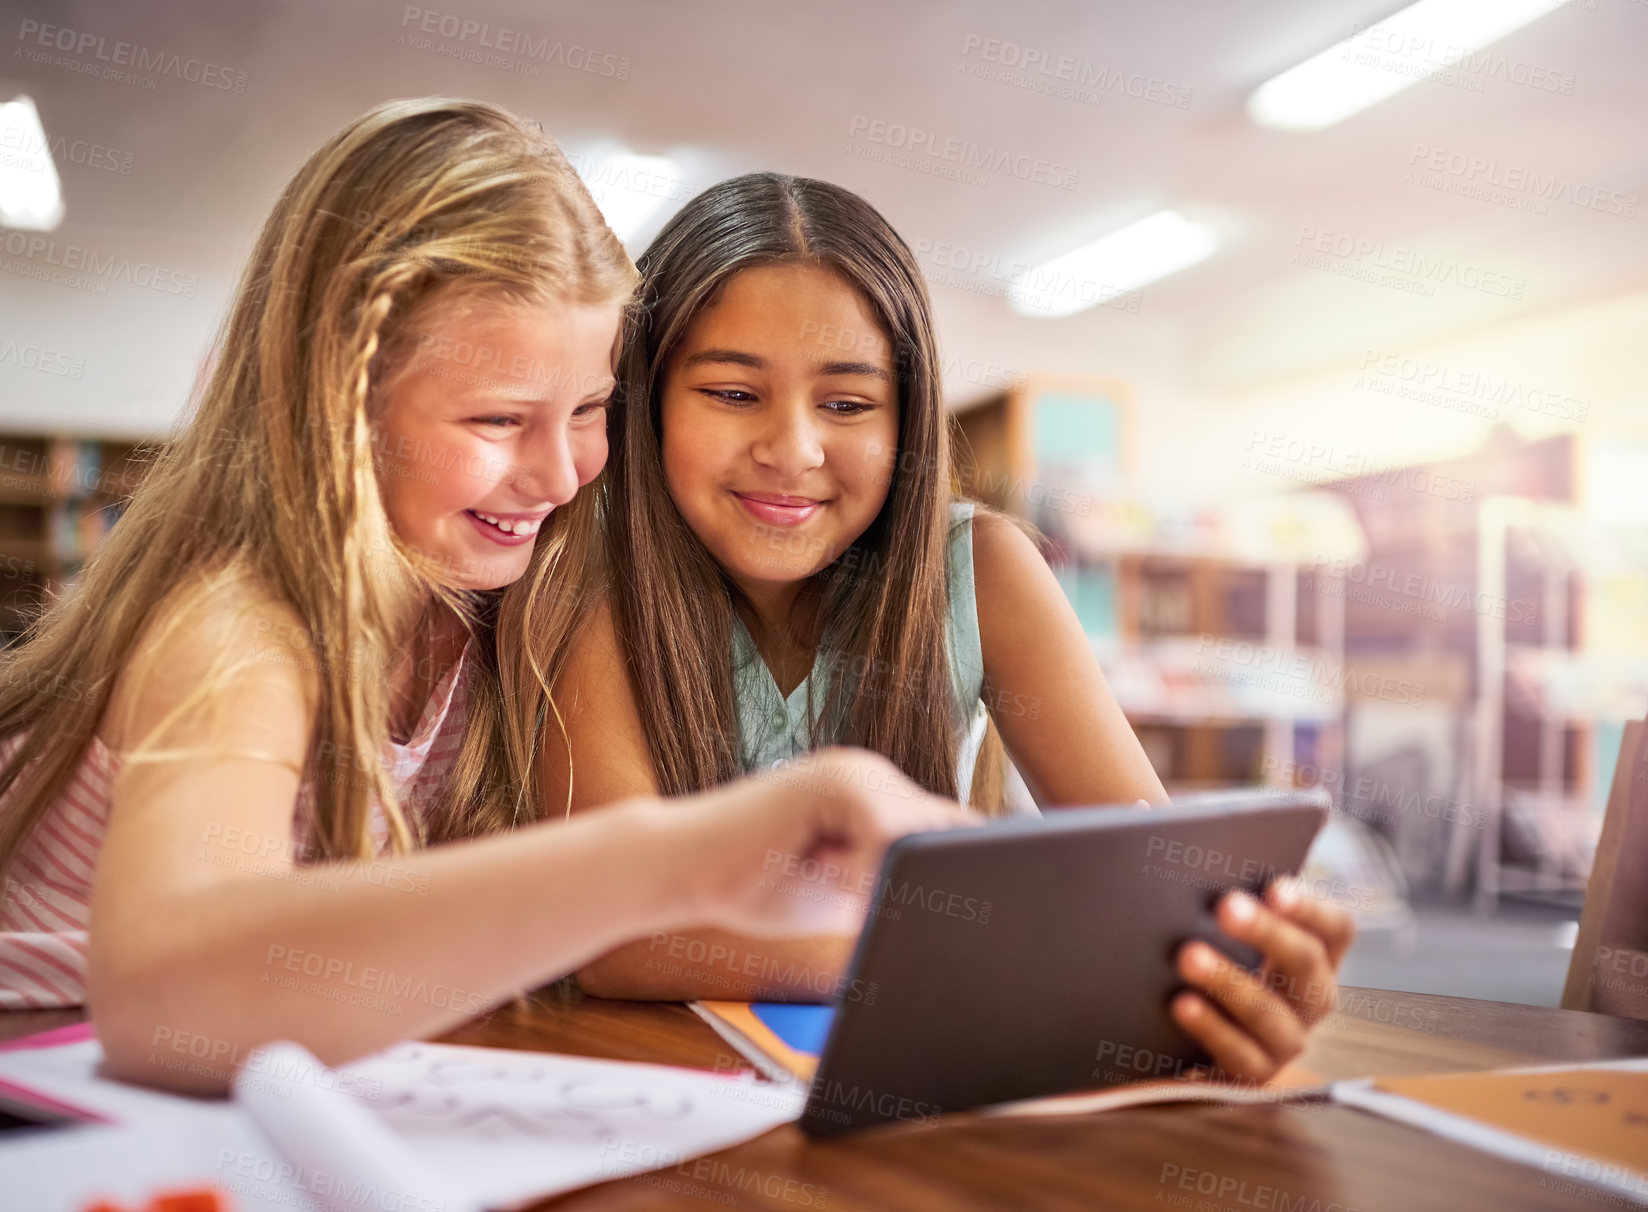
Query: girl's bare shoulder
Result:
<box><xmin>100</xmin><ymin>562</ymin><xmax>322</xmax><ymax>755</ymax></box>
<box><xmin>557</xmin><ymin>584</ymin><xmax>626</xmax><ymax>701</ymax></box>
<box><xmin>967</xmin><ymin>505</ymin><xmax>1047</xmax><ymax>584</ymax></box>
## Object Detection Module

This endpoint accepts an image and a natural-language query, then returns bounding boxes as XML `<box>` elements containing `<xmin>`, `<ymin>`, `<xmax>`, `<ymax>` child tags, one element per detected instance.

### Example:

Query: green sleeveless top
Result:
<box><xmin>730</xmin><ymin>501</ymin><xmax>989</xmax><ymax>800</ymax></box>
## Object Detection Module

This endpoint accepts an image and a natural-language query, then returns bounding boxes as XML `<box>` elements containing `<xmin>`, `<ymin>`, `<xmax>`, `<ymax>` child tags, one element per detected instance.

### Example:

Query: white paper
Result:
<box><xmin>0</xmin><ymin>1038</ymin><xmax>316</xmax><ymax>1212</ymax></box>
<box><xmin>337</xmin><ymin>1040</ymin><xmax>806</xmax><ymax>1210</ymax></box>
<box><xmin>0</xmin><ymin>1038</ymin><xmax>231</xmax><ymax>1126</ymax></box>
<box><xmin>235</xmin><ymin>1041</ymin><xmax>481</xmax><ymax>1212</ymax></box>
<box><xmin>0</xmin><ymin>1035</ymin><xmax>806</xmax><ymax>1212</ymax></box>
<box><xmin>0</xmin><ymin>1118</ymin><xmax>321</xmax><ymax>1212</ymax></box>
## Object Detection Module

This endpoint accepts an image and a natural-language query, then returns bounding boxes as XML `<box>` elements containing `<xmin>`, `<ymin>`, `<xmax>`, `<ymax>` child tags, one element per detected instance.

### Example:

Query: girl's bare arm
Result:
<box><xmin>541</xmin><ymin>597</ymin><xmax>856</xmax><ymax>1002</ymax></box>
<box><xmin>971</xmin><ymin>511</ymin><xmax>1169</xmax><ymax>808</ymax></box>
<box><xmin>90</xmin><ymin>591</ymin><xmax>963</xmax><ymax>1091</ymax></box>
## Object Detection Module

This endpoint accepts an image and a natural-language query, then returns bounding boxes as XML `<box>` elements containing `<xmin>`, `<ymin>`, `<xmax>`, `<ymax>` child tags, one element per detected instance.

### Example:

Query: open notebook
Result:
<box><xmin>0</xmin><ymin>1024</ymin><xmax>803</xmax><ymax>1212</ymax></box>
<box><xmin>1334</xmin><ymin>1059</ymin><xmax>1648</xmax><ymax>1206</ymax></box>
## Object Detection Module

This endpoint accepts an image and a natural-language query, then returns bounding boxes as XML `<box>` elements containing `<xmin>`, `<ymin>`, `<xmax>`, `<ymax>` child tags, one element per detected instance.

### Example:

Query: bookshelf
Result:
<box><xmin>951</xmin><ymin>379</ymin><xmax>1365</xmax><ymax>794</ymax></box>
<box><xmin>0</xmin><ymin>433</ymin><xmax>154</xmax><ymax>643</ymax></box>
<box><xmin>1464</xmin><ymin>497</ymin><xmax>1648</xmax><ymax>910</ymax></box>
<box><xmin>1307</xmin><ymin>427</ymin><xmax>1648</xmax><ymax>906</ymax></box>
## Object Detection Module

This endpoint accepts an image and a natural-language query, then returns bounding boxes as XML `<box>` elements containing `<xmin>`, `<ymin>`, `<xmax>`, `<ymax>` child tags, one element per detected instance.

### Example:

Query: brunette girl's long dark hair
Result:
<box><xmin>604</xmin><ymin>172</ymin><xmax>967</xmax><ymax>799</ymax></box>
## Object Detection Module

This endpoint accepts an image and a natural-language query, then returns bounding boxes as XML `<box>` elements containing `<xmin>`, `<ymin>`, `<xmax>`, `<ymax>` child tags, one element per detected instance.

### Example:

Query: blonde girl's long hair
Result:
<box><xmin>0</xmin><ymin>97</ymin><xmax>635</xmax><ymax>880</ymax></box>
<box><xmin>607</xmin><ymin>172</ymin><xmax>970</xmax><ymax>802</ymax></box>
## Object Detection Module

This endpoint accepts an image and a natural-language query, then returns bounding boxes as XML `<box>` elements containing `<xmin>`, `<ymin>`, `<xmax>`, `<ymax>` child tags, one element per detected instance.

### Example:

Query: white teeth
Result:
<box><xmin>472</xmin><ymin>511</ymin><xmax>541</xmax><ymax>537</ymax></box>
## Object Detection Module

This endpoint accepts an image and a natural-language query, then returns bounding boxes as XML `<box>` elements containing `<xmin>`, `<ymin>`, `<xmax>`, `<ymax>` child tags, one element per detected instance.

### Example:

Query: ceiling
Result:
<box><xmin>2</xmin><ymin>0</ymin><xmax>1645</xmax><ymax>435</ymax></box>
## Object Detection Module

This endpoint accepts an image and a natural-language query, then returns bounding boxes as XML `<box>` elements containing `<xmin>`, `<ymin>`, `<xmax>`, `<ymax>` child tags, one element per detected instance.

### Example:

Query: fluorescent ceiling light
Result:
<box><xmin>1248</xmin><ymin>0</ymin><xmax>1568</xmax><ymax>132</ymax></box>
<box><xmin>1007</xmin><ymin>209</ymin><xmax>1218</xmax><ymax>319</ymax></box>
<box><xmin>0</xmin><ymin>95</ymin><xmax>64</xmax><ymax>231</ymax></box>
<box><xmin>574</xmin><ymin>149</ymin><xmax>681</xmax><ymax>244</ymax></box>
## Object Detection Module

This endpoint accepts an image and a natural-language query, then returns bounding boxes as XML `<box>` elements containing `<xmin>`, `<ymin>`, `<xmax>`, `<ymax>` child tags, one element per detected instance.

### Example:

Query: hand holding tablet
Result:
<box><xmin>797</xmin><ymin>789</ymin><xmax>1339</xmax><ymax>1135</ymax></box>
<box><xmin>1170</xmin><ymin>872</ymin><xmax>1357</xmax><ymax>1084</ymax></box>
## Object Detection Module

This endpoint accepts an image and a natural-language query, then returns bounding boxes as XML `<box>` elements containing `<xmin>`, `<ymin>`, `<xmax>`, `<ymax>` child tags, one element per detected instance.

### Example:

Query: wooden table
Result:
<box><xmin>5</xmin><ymin>984</ymin><xmax>1647</xmax><ymax>1210</ymax></box>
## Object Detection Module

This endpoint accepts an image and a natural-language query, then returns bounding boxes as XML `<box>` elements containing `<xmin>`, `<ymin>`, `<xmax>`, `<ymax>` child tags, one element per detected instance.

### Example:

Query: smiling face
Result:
<box><xmin>659</xmin><ymin>262</ymin><xmax>901</xmax><ymax>596</ymax></box>
<box><xmin>372</xmin><ymin>292</ymin><xmax>623</xmax><ymax>591</ymax></box>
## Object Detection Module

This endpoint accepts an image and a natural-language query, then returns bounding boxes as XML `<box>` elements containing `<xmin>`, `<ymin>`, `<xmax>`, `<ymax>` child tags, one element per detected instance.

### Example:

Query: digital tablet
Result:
<box><xmin>798</xmin><ymin>788</ymin><xmax>1331</xmax><ymax>1136</ymax></box>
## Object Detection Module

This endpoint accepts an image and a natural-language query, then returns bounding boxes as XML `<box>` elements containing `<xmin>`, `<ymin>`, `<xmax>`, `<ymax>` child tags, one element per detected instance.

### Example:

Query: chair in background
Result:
<box><xmin>1562</xmin><ymin>716</ymin><xmax>1648</xmax><ymax>1018</ymax></box>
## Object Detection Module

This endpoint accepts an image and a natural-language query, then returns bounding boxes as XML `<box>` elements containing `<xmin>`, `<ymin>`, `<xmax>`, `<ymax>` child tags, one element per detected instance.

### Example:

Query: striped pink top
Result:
<box><xmin>0</xmin><ymin>640</ymin><xmax>474</xmax><ymax>1009</ymax></box>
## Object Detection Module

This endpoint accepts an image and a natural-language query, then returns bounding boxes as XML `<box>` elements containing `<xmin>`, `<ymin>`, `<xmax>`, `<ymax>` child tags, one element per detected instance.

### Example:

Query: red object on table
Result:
<box><xmin>79</xmin><ymin>1188</ymin><xmax>229</xmax><ymax>1212</ymax></box>
<box><xmin>149</xmin><ymin>1190</ymin><xmax>229</xmax><ymax>1212</ymax></box>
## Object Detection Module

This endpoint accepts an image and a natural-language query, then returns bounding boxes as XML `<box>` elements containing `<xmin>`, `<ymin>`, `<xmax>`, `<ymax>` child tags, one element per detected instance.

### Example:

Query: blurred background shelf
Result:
<box><xmin>954</xmin><ymin>377</ymin><xmax>1361</xmax><ymax>794</ymax></box>
<box><xmin>0</xmin><ymin>433</ymin><xmax>156</xmax><ymax>645</ymax></box>
<box><xmin>953</xmin><ymin>384</ymin><xmax>1648</xmax><ymax>927</ymax></box>
<box><xmin>1463</xmin><ymin>495</ymin><xmax>1648</xmax><ymax>912</ymax></box>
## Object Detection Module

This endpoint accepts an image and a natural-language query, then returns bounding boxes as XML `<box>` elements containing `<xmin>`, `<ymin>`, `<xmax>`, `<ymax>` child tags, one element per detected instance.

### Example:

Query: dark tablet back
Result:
<box><xmin>799</xmin><ymin>790</ymin><xmax>1330</xmax><ymax>1136</ymax></box>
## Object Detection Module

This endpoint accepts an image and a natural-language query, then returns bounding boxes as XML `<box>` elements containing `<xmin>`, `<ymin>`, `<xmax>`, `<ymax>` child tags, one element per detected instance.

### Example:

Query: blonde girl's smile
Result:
<box><xmin>463</xmin><ymin>507</ymin><xmax>552</xmax><ymax>542</ymax></box>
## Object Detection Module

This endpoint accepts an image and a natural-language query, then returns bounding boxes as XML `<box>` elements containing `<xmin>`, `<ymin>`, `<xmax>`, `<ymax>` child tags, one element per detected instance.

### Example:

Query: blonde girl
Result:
<box><xmin>0</xmin><ymin>106</ymin><xmax>969</xmax><ymax>1091</ymax></box>
<box><xmin>549</xmin><ymin>173</ymin><xmax>1355</xmax><ymax>1083</ymax></box>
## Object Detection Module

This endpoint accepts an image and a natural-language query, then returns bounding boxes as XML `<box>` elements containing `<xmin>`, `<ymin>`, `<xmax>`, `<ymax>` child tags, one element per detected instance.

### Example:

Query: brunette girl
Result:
<box><xmin>548</xmin><ymin>173</ymin><xmax>1354</xmax><ymax>1082</ymax></box>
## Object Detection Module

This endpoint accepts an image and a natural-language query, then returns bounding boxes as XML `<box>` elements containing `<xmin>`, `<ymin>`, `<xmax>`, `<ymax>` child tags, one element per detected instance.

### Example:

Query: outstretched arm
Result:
<box><xmin>89</xmin><ymin>585</ymin><xmax>969</xmax><ymax>1093</ymax></box>
<box><xmin>540</xmin><ymin>596</ymin><xmax>859</xmax><ymax>1001</ymax></box>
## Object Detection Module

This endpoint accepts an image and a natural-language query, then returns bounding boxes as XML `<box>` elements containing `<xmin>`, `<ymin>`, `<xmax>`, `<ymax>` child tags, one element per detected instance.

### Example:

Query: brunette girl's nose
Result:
<box><xmin>751</xmin><ymin>402</ymin><xmax>824</xmax><ymax>478</ymax></box>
